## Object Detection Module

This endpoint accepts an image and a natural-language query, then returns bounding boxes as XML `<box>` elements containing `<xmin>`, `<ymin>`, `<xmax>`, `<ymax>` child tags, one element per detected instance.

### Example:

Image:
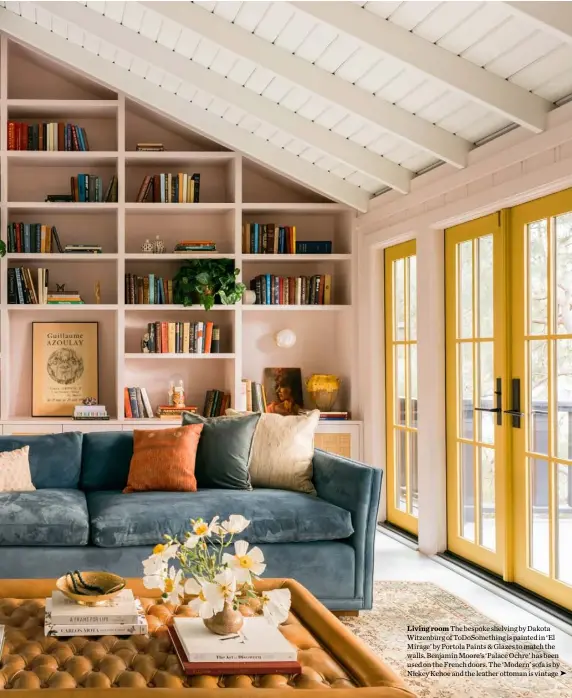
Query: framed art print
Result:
<box><xmin>32</xmin><ymin>322</ymin><xmax>99</xmax><ymax>417</ymax></box>
<box><xmin>263</xmin><ymin>367</ymin><xmax>304</xmax><ymax>416</ymax></box>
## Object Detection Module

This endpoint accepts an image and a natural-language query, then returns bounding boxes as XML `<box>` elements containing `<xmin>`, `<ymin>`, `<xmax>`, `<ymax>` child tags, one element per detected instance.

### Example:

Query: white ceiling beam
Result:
<box><xmin>42</xmin><ymin>2</ymin><xmax>411</xmax><ymax>193</ymax></box>
<box><xmin>140</xmin><ymin>0</ymin><xmax>470</xmax><ymax>168</ymax></box>
<box><xmin>0</xmin><ymin>7</ymin><xmax>369</xmax><ymax>211</ymax></box>
<box><xmin>293</xmin><ymin>2</ymin><xmax>551</xmax><ymax>134</ymax></box>
<box><xmin>504</xmin><ymin>2</ymin><xmax>572</xmax><ymax>45</ymax></box>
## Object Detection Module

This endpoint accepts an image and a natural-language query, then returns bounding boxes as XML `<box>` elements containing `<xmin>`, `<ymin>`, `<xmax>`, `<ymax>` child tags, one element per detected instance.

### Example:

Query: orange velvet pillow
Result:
<box><xmin>123</xmin><ymin>424</ymin><xmax>203</xmax><ymax>493</ymax></box>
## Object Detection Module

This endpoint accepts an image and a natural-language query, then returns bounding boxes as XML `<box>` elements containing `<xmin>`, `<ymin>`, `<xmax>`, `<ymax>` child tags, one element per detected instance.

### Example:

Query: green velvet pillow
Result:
<box><xmin>181</xmin><ymin>412</ymin><xmax>260</xmax><ymax>490</ymax></box>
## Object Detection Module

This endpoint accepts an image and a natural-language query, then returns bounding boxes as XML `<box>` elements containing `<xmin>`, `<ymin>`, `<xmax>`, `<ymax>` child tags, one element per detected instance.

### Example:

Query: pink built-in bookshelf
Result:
<box><xmin>0</xmin><ymin>38</ymin><xmax>360</xmax><ymax>438</ymax></box>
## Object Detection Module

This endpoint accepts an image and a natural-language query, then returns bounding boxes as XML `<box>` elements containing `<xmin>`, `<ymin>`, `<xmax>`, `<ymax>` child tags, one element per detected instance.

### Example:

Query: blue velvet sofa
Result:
<box><xmin>0</xmin><ymin>431</ymin><xmax>381</xmax><ymax>611</ymax></box>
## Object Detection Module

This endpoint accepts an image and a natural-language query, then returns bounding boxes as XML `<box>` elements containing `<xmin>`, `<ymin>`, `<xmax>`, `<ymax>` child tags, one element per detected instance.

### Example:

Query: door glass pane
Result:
<box><xmin>459</xmin><ymin>240</ymin><xmax>473</xmax><ymax>339</ymax></box>
<box><xmin>409</xmin><ymin>430</ymin><xmax>418</xmax><ymax>516</ymax></box>
<box><xmin>528</xmin><ymin>219</ymin><xmax>548</xmax><ymax>336</ymax></box>
<box><xmin>529</xmin><ymin>340</ymin><xmax>549</xmax><ymax>456</ymax></box>
<box><xmin>478</xmin><ymin>342</ymin><xmax>495</xmax><ymax>445</ymax></box>
<box><xmin>394</xmin><ymin>258</ymin><xmax>405</xmax><ymax>341</ymax></box>
<box><xmin>395</xmin><ymin>345</ymin><xmax>406</xmax><ymax>426</ymax></box>
<box><xmin>478</xmin><ymin>235</ymin><xmax>493</xmax><ymax>338</ymax></box>
<box><xmin>529</xmin><ymin>458</ymin><xmax>550</xmax><ymax>575</ymax></box>
<box><xmin>556</xmin><ymin>464</ymin><xmax>572</xmax><ymax>585</ymax></box>
<box><xmin>480</xmin><ymin>447</ymin><xmax>496</xmax><ymax>551</ymax></box>
<box><xmin>556</xmin><ymin>339</ymin><xmax>572</xmax><ymax>461</ymax></box>
<box><xmin>409</xmin><ymin>256</ymin><xmax>417</xmax><ymax>341</ymax></box>
<box><xmin>395</xmin><ymin>430</ymin><xmax>407</xmax><ymax>512</ymax></box>
<box><xmin>555</xmin><ymin>212</ymin><xmax>572</xmax><ymax>335</ymax></box>
<box><xmin>461</xmin><ymin>443</ymin><xmax>475</xmax><ymax>542</ymax></box>
<box><xmin>410</xmin><ymin>344</ymin><xmax>418</xmax><ymax>428</ymax></box>
<box><xmin>460</xmin><ymin>343</ymin><xmax>474</xmax><ymax>439</ymax></box>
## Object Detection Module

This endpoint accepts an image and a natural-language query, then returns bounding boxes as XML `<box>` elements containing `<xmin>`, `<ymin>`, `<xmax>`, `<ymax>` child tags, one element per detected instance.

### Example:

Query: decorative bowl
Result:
<box><xmin>306</xmin><ymin>374</ymin><xmax>341</xmax><ymax>411</ymax></box>
<box><xmin>56</xmin><ymin>571</ymin><xmax>126</xmax><ymax>606</ymax></box>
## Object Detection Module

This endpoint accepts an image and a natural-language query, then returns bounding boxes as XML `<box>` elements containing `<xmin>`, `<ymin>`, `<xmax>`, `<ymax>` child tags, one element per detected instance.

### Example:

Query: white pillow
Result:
<box><xmin>226</xmin><ymin>409</ymin><xmax>320</xmax><ymax>495</ymax></box>
<box><xmin>0</xmin><ymin>446</ymin><xmax>36</xmax><ymax>492</ymax></box>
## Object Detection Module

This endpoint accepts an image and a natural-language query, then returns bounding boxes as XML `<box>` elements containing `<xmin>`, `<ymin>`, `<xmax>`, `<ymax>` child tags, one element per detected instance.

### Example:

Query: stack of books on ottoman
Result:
<box><xmin>44</xmin><ymin>589</ymin><xmax>148</xmax><ymax>637</ymax></box>
<box><xmin>168</xmin><ymin>617</ymin><xmax>301</xmax><ymax>676</ymax></box>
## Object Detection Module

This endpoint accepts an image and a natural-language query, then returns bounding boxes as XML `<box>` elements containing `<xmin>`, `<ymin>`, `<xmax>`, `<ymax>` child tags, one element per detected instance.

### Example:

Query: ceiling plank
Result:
<box><xmin>293</xmin><ymin>2</ymin><xmax>551</xmax><ymax>134</ymax></box>
<box><xmin>42</xmin><ymin>1</ymin><xmax>412</xmax><ymax>193</ymax></box>
<box><xmin>139</xmin><ymin>0</ymin><xmax>470</xmax><ymax>168</ymax></box>
<box><xmin>0</xmin><ymin>7</ymin><xmax>370</xmax><ymax>211</ymax></box>
<box><xmin>504</xmin><ymin>2</ymin><xmax>572</xmax><ymax>45</ymax></box>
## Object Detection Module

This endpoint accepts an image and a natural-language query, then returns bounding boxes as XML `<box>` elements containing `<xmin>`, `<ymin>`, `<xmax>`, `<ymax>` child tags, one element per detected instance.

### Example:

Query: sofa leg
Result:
<box><xmin>332</xmin><ymin>610</ymin><xmax>359</xmax><ymax>617</ymax></box>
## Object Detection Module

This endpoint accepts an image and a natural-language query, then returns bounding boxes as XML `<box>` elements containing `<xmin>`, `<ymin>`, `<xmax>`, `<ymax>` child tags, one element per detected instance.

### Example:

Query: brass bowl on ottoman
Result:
<box><xmin>55</xmin><ymin>571</ymin><xmax>125</xmax><ymax>606</ymax></box>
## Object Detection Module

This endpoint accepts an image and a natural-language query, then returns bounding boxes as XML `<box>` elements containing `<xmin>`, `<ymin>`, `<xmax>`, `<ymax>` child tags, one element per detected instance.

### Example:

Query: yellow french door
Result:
<box><xmin>445</xmin><ymin>214</ymin><xmax>507</xmax><ymax>575</ymax></box>
<box><xmin>385</xmin><ymin>240</ymin><xmax>418</xmax><ymax>535</ymax></box>
<box><xmin>511</xmin><ymin>190</ymin><xmax>572</xmax><ymax>610</ymax></box>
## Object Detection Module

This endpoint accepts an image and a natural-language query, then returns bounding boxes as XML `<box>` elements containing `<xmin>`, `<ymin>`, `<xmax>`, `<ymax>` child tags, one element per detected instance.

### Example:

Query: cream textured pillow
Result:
<box><xmin>226</xmin><ymin>409</ymin><xmax>320</xmax><ymax>495</ymax></box>
<box><xmin>0</xmin><ymin>446</ymin><xmax>36</xmax><ymax>492</ymax></box>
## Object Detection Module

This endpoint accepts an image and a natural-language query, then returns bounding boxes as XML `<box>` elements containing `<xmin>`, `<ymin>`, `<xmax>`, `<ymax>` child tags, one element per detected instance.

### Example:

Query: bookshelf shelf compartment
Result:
<box><xmin>241</xmin><ymin>305</ymin><xmax>350</xmax><ymax>312</ymax></box>
<box><xmin>8</xmin><ymin>254</ymin><xmax>118</xmax><ymax>262</ymax></box>
<box><xmin>125</xmin><ymin>152</ymin><xmax>235</xmax><ymax>165</ymax></box>
<box><xmin>125</xmin><ymin>203</ymin><xmax>234</xmax><ymax>213</ymax></box>
<box><xmin>7</xmin><ymin>304</ymin><xmax>118</xmax><ymax>311</ymax></box>
<box><xmin>6</xmin><ymin>151</ymin><xmax>119</xmax><ymax>166</ymax></box>
<box><xmin>7</xmin><ymin>99</ymin><xmax>119</xmax><ymax>118</ymax></box>
<box><xmin>241</xmin><ymin>254</ymin><xmax>351</xmax><ymax>262</ymax></box>
<box><xmin>124</xmin><ymin>305</ymin><xmax>235</xmax><ymax>312</ymax></box>
<box><xmin>8</xmin><ymin>203</ymin><xmax>119</xmax><ymax>214</ymax></box>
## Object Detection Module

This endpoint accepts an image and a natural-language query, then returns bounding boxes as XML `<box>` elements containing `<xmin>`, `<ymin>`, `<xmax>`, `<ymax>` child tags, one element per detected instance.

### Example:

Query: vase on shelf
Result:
<box><xmin>203</xmin><ymin>601</ymin><xmax>244</xmax><ymax>636</ymax></box>
<box><xmin>141</xmin><ymin>239</ymin><xmax>154</xmax><ymax>253</ymax></box>
<box><xmin>306</xmin><ymin>374</ymin><xmax>341</xmax><ymax>411</ymax></box>
<box><xmin>154</xmin><ymin>235</ymin><xmax>166</xmax><ymax>254</ymax></box>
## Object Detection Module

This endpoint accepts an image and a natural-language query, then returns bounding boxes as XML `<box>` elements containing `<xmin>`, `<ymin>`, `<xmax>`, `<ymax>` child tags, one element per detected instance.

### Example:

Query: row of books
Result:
<box><xmin>174</xmin><ymin>240</ymin><xmax>216</xmax><ymax>252</ymax></box>
<box><xmin>124</xmin><ymin>387</ymin><xmax>154</xmax><ymax>419</ymax></box>
<box><xmin>144</xmin><ymin>321</ymin><xmax>221</xmax><ymax>354</ymax></box>
<box><xmin>136</xmin><ymin>172</ymin><xmax>201</xmax><ymax>203</ymax></box>
<box><xmin>203</xmin><ymin>389</ymin><xmax>230</xmax><ymax>417</ymax></box>
<box><xmin>250</xmin><ymin>274</ymin><xmax>332</xmax><ymax>305</ymax></box>
<box><xmin>44</xmin><ymin>590</ymin><xmax>147</xmax><ymax>637</ymax></box>
<box><xmin>73</xmin><ymin>404</ymin><xmax>110</xmax><ymax>420</ymax></box>
<box><xmin>136</xmin><ymin>142</ymin><xmax>164</xmax><ymax>151</ymax></box>
<box><xmin>125</xmin><ymin>274</ymin><xmax>173</xmax><ymax>305</ymax></box>
<box><xmin>8</xmin><ymin>122</ymin><xmax>90</xmax><ymax>151</ymax></box>
<box><xmin>8</xmin><ymin>268</ymin><xmax>85</xmax><ymax>304</ymax></box>
<box><xmin>242</xmin><ymin>379</ymin><xmax>267</xmax><ymax>413</ymax></box>
<box><xmin>71</xmin><ymin>174</ymin><xmax>117</xmax><ymax>202</ymax></box>
<box><xmin>64</xmin><ymin>245</ymin><xmax>102</xmax><ymax>254</ymax></box>
<box><xmin>7</xmin><ymin>222</ymin><xmax>63</xmax><ymax>253</ymax></box>
<box><xmin>243</xmin><ymin>223</ymin><xmax>297</xmax><ymax>254</ymax></box>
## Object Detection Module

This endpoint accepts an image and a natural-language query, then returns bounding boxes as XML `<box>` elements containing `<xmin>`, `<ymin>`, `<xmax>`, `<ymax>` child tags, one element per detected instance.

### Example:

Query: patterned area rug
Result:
<box><xmin>341</xmin><ymin>581</ymin><xmax>572</xmax><ymax>698</ymax></box>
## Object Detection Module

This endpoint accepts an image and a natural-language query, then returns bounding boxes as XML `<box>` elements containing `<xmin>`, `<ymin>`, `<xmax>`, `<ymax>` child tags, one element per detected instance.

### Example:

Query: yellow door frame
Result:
<box><xmin>385</xmin><ymin>240</ymin><xmax>418</xmax><ymax>535</ymax></box>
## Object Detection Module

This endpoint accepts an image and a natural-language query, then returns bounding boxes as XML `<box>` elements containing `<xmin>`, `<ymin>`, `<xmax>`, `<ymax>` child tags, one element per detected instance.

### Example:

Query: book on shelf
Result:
<box><xmin>125</xmin><ymin>274</ymin><xmax>173</xmax><ymax>305</ymax></box>
<box><xmin>295</xmin><ymin>241</ymin><xmax>332</xmax><ymax>254</ymax></box>
<box><xmin>203</xmin><ymin>389</ymin><xmax>230</xmax><ymax>417</ymax></box>
<box><xmin>156</xmin><ymin>405</ymin><xmax>197</xmax><ymax>419</ymax></box>
<box><xmin>47</xmin><ymin>589</ymin><xmax>139</xmax><ymax>625</ymax></box>
<box><xmin>64</xmin><ymin>245</ymin><xmax>102</xmax><ymax>254</ymax></box>
<box><xmin>8</xmin><ymin>267</ymin><xmax>64</xmax><ymax>305</ymax></box>
<box><xmin>69</xmin><ymin>174</ymin><xmax>118</xmax><ymax>203</ymax></box>
<box><xmin>8</xmin><ymin>122</ymin><xmax>90</xmax><ymax>151</ymax></box>
<box><xmin>135</xmin><ymin>172</ymin><xmax>201</xmax><ymax>203</ymax></box>
<box><xmin>318</xmin><ymin>411</ymin><xmax>349</xmax><ymax>420</ymax></box>
<box><xmin>7</xmin><ymin>223</ymin><xmax>64</xmax><ymax>254</ymax></box>
<box><xmin>241</xmin><ymin>379</ymin><xmax>267</xmax><ymax>413</ymax></box>
<box><xmin>174</xmin><ymin>240</ymin><xmax>217</xmax><ymax>252</ymax></box>
<box><xmin>242</xmin><ymin>223</ymin><xmax>297</xmax><ymax>254</ymax></box>
<box><xmin>124</xmin><ymin>387</ymin><xmax>154</xmax><ymax>419</ymax></box>
<box><xmin>249</xmin><ymin>274</ymin><xmax>332</xmax><ymax>305</ymax></box>
<box><xmin>168</xmin><ymin>617</ymin><xmax>300</xmax><ymax>676</ymax></box>
<box><xmin>136</xmin><ymin>143</ymin><xmax>165</xmax><ymax>151</ymax></box>
<box><xmin>45</xmin><ymin>595</ymin><xmax>147</xmax><ymax>637</ymax></box>
<box><xmin>142</xmin><ymin>321</ymin><xmax>219</xmax><ymax>354</ymax></box>
<box><xmin>73</xmin><ymin>404</ymin><xmax>109</xmax><ymax>420</ymax></box>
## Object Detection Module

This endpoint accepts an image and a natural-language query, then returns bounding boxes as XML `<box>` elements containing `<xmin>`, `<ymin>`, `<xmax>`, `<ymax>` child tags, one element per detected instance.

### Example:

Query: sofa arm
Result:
<box><xmin>312</xmin><ymin>449</ymin><xmax>382</xmax><ymax>609</ymax></box>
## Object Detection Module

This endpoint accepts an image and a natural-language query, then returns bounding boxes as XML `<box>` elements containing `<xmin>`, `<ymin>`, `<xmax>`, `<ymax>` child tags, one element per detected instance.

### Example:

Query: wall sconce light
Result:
<box><xmin>275</xmin><ymin>329</ymin><xmax>297</xmax><ymax>348</ymax></box>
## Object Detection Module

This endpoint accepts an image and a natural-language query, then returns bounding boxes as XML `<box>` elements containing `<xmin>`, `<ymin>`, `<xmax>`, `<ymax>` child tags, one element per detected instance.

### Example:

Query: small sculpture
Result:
<box><xmin>141</xmin><ymin>333</ymin><xmax>151</xmax><ymax>353</ymax></box>
<box><xmin>94</xmin><ymin>280</ymin><xmax>101</xmax><ymax>304</ymax></box>
<box><xmin>56</xmin><ymin>283</ymin><xmax>66</xmax><ymax>293</ymax></box>
<box><xmin>141</xmin><ymin>239</ymin><xmax>154</xmax><ymax>253</ymax></box>
<box><xmin>154</xmin><ymin>235</ymin><xmax>166</xmax><ymax>254</ymax></box>
<box><xmin>173</xmin><ymin>380</ymin><xmax>185</xmax><ymax>408</ymax></box>
<box><xmin>82</xmin><ymin>397</ymin><xmax>98</xmax><ymax>406</ymax></box>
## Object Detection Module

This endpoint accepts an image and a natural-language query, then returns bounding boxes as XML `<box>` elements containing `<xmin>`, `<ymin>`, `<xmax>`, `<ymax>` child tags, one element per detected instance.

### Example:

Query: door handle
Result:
<box><xmin>474</xmin><ymin>377</ymin><xmax>502</xmax><ymax>426</ymax></box>
<box><xmin>503</xmin><ymin>378</ymin><xmax>522</xmax><ymax>428</ymax></box>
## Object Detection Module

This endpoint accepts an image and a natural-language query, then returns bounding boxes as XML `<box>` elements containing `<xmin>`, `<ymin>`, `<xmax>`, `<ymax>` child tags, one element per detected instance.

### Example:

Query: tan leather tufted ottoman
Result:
<box><xmin>0</xmin><ymin>578</ymin><xmax>416</xmax><ymax>697</ymax></box>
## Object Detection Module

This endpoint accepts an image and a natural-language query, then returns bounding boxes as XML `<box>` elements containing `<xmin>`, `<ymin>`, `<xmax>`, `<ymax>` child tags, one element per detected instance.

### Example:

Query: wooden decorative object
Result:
<box><xmin>32</xmin><ymin>322</ymin><xmax>99</xmax><ymax>417</ymax></box>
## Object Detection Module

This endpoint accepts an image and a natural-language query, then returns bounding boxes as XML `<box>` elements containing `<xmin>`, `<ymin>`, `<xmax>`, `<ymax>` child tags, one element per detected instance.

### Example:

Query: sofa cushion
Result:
<box><xmin>0</xmin><ymin>432</ymin><xmax>83</xmax><ymax>489</ymax></box>
<box><xmin>0</xmin><ymin>489</ymin><xmax>89</xmax><ymax>546</ymax></box>
<box><xmin>81</xmin><ymin>431</ymin><xmax>133</xmax><ymax>492</ymax></box>
<box><xmin>87</xmin><ymin>489</ymin><xmax>354</xmax><ymax>548</ymax></box>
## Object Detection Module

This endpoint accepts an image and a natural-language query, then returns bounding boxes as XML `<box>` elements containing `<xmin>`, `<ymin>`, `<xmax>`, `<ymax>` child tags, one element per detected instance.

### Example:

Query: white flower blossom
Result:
<box><xmin>201</xmin><ymin>569</ymin><xmax>237</xmax><ymax>615</ymax></box>
<box><xmin>221</xmin><ymin>514</ymin><xmax>250</xmax><ymax>535</ymax></box>
<box><xmin>260</xmin><ymin>588</ymin><xmax>291</xmax><ymax>625</ymax></box>
<box><xmin>222</xmin><ymin>540</ymin><xmax>266</xmax><ymax>583</ymax></box>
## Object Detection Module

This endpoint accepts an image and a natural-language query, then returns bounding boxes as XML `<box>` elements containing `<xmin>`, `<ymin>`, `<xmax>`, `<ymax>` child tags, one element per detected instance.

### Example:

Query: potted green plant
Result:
<box><xmin>173</xmin><ymin>258</ymin><xmax>246</xmax><ymax>311</ymax></box>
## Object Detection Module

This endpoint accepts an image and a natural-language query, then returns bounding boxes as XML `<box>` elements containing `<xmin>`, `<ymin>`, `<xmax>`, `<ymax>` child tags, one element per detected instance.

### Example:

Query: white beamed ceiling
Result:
<box><xmin>1</xmin><ymin>0</ymin><xmax>572</xmax><ymax>211</ymax></box>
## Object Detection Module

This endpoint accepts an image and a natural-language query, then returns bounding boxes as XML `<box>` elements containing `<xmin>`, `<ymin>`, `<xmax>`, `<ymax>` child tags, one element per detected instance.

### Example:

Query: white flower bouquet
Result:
<box><xmin>142</xmin><ymin>514</ymin><xmax>291</xmax><ymax>631</ymax></box>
